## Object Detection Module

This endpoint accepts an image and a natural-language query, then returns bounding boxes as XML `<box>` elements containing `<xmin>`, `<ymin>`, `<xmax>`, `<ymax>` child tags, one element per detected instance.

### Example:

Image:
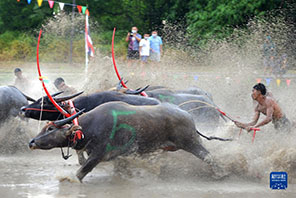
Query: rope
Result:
<box><xmin>178</xmin><ymin>99</ymin><xmax>216</xmax><ymax>109</ymax></box>
<box><xmin>187</xmin><ymin>105</ymin><xmax>215</xmax><ymax>113</ymax></box>
<box><xmin>37</xmin><ymin>88</ymin><xmax>45</xmax><ymax>135</ymax></box>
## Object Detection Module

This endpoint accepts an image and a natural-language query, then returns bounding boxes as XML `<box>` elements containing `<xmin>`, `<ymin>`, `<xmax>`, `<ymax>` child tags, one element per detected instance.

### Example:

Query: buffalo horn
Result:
<box><xmin>125</xmin><ymin>85</ymin><xmax>149</xmax><ymax>94</ymax></box>
<box><xmin>53</xmin><ymin>109</ymin><xmax>85</xmax><ymax>127</ymax></box>
<box><xmin>51</xmin><ymin>91</ymin><xmax>64</xmax><ymax>97</ymax></box>
<box><xmin>116</xmin><ymin>78</ymin><xmax>124</xmax><ymax>90</ymax></box>
<box><xmin>23</xmin><ymin>94</ymin><xmax>36</xmax><ymax>102</ymax></box>
<box><xmin>53</xmin><ymin>91</ymin><xmax>84</xmax><ymax>102</ymax></box>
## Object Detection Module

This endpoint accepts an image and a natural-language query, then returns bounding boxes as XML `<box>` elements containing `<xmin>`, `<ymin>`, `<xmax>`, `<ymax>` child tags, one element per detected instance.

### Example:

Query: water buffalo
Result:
<box><xmin>126</xmin><ymin>88</ymin><xmax>223</xmax><ymax>129</ymax></box>
<box><xmin>0</xmin><ymin>86</ymin><xmax>35</xmax><ymax>125</ymax></box>
<box><xmin>21</xmin><ymin>90</ymin><xmax>160</xmax><ymax>121</ymax></box>
<box><xmin>29</xmin><ymin>102</ymin><xmax>229</xmax><ymax>182</ymax></box>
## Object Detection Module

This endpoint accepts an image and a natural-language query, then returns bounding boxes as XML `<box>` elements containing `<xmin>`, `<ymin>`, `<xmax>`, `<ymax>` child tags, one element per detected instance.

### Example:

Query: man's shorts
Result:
<box><xmin>127</xmin><ymin>50</ymin><xmax>140</xmax><ymax>60</ymax></box>
<box><xmin>150</xmin><ymin>51</ymin><xmax>160</xmax><ymax>62</ymax></box>
<box><xmin>273</xmin><ymin>115</ymin><xmax>292</xmax><ymax>133</ymax></box>
<box><xmin>141</xmin><ymin>56</ymin><xmax>149</xmax><ymax>62</ymax></box>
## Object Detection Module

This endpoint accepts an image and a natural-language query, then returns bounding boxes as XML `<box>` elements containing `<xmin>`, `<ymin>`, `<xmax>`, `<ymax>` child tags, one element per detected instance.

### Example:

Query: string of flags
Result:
<box><xmin>17</xmin><ymin>0</ymin><xmax>90</xmax><ymax>15</ymax></box>
<box><xmin>256</xmin><ymin>78</ymin><xmax>291</xmax><ymax>87</ymax></box>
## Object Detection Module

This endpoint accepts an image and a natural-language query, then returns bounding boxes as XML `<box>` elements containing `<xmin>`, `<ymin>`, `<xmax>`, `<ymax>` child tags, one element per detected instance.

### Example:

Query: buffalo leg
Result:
<box><xmin>182</xmin><ymin>143</ymin><xmax>227</xmax><ymax>178</ymax></box>
<box><xmin>182</xmin><ymin>143</ymin><xmax>210</xmax><ymax>161</ymax></box>
<box><xmin>76</xmin><ymin>155</ymin><xmax>102</xmax><ymax>182</ymax></box>
<box><xmin>76</xmin><ymin>150</ymin><xmax>87</xmax><ymax>165</ymax></box>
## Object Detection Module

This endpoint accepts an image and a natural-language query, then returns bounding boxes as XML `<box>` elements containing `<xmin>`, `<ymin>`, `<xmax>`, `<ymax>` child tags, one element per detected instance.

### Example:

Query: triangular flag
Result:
<box><xmin>256</xmin><ymin>78</ymin><xmax>261</xmax><ymax>83</ymax></box>
<box><xmin>276</xmin><ymin>79</ymin><xmax>281</xmax><ymax>87</ymax></box>
<box><xmin>85</xmin><ymin>9</ymin><xmax>90</xmax><ymax>16</ymax></box>
<box><xmin>82</xmin><ymin>6</ymin><xmax>87</xmax><ymax>14</ymax></box>
<box><xmin>77</xmin><ymin>5</ymin><xmax>82</xmax><ymax>13</ymax></box>
<box><xmin>59</xmin><ymin>3</ymin><xmax>65</xmax><ymax>10</ymax></box>
<box><xmin>286</xmin><ymin>79</ymin><xmax>291</xmax><ymax>86</ymax></box>
<box><xmin>37</xmin><ymin>0</ymin><xmax>43</xmax><ymax>7</ymax></box>
<box><xmin>194</xmin><ymin>75</ymin><xmax>198</xmax><ymax>81</ymax></box>
<box><xmin>27</xmin><ymin>0</ymin><xmax>32</xmax><ymax>4</ymax></box>
<box><xmin>48</xmin><ymin>0</ymin><xmax>54</xmax><ymax>8</ymax></box>
<box><xmin>265</xmin><ymin>78</ymin><xmax>271</xmax><ymax>85</ymax></box>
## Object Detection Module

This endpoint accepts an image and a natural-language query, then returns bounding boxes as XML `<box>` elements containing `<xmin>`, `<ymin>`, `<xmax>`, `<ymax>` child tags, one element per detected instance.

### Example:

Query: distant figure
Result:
<box><xmin>273</xmin><ymin>54</ymin><xmax>288</xmax><ymax>78</ymax></box>
<box><xmin>139</xmin><ymin>33</ymin><xmax>150</xmax><ymax>66</ymax></box>
<box><xmin>149</xmin><ymin>31</ymin><xmax>163</xmax><ymax>62</ymax></box>
<box><xmin>125</xmin><ymin>27</ymin><xmax>142</xmax><ymax>66</ymax></box>
<box><xmin>235</xmin><ymin>83</ymin><xmax>292</xmax><ymax>132</ymax></box>
<box><xmin>54</xmin><ymin>77</ymin><xmax>77</xmax><ymax>96</ymax></box>
<box><xmin>263</xmin><ymin>35</ymin><xmax>276</xmax><ymax>75</ymax></box>
<box><xmin>14</xmin><ymin>68</ymin><xmax>30</xmax><ymax>93</ymax></box>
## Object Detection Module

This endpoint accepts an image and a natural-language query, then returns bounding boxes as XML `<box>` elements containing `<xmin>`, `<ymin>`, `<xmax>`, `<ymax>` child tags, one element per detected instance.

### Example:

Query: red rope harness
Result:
<box><xmin>23</xmin><ymin>108</ymin><xmax>59</xmax><ymax>113</ymax></box>
<box><xmin>67</xmin><ymin>100</ymin><xmax>84</xmax><ymax>143</ymax></box>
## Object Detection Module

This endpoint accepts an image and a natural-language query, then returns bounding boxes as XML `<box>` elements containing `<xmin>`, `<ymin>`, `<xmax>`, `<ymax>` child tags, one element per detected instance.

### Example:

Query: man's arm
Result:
<box><xmin>235</xmin><ymin>109</ymin><xmax>260</xmax><ymax>129</ymax></box>
<box><xmin>253</xmin><ymin>105</ymin><xmax>273</xmax><ymax>128</ymax></box>
<box><xmin>134</xmin><ymin>34</ymin><xmax>141</xmax><ymax>42</ymax></box>
<box><xmin>125</xmin><ymin>33</ymin><xmax>130</xmax><ymax>42</ymax></box>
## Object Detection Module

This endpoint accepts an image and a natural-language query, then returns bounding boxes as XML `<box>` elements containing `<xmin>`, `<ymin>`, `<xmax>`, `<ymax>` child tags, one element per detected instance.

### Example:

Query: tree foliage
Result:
<box><xmin>0</xmin><ymin>0</ymin><xmax>294</xmax><ymax>50</ymax></box>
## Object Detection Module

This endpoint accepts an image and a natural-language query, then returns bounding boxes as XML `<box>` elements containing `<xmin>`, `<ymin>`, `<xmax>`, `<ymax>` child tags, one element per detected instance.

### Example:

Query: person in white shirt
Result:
<box><xmin>139</xmin><ymin>34</ymin><xmax>150</xmax><ymax>66</ymax></box>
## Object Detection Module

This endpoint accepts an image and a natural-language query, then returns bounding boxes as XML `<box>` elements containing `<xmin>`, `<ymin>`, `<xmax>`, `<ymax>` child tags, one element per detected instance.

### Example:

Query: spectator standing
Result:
<box><xmin>139</xmin><ymin>34</ymin><xmax>150</xmax><ymax>66</ymax></box>
<box><xmin>149</xmin><ymin>31</ymin><xmax>163</xmax><ymax>62</ymax></box>
<box><xmin>125</xmin><ymin>27</ymin><xmax>142</xmax><ymax>66</ymax></box>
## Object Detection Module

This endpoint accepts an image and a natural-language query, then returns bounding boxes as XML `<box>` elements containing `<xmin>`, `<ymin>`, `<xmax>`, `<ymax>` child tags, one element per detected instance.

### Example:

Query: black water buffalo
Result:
<box><xmin>128</xmin><ymin>89</ymin><xmax>223</xmax><ymax>129</ymax></box>
<box><xmin>21</xmin><ymin>90</ymin><xmax>160</xmax><ymax>121</ymax></box>
<box><xmin>0</xmin><ymin>86</ymin><xmax>35</xmax><ymax>125</ymax></box>
<box><xmin>146</xmin><ymin>86</ymin><xmax>213</xmax><ymax>100</ymax></box>
<box><xmin>29</xmin><ymin>102</ymin><xmax>229</xmax><ymax>182</ymax></box>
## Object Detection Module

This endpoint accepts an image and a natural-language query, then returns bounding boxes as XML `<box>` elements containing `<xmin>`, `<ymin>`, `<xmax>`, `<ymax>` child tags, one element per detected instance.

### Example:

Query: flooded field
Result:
<box><xmin>1</xmin><ymin>20</ymin><xmax>296</xmax><ymax>196</ymax></box>
<box><xmin>0</xmin><ymin>149</ymin><xmax>295</xmax><ymax>198</ymax></box>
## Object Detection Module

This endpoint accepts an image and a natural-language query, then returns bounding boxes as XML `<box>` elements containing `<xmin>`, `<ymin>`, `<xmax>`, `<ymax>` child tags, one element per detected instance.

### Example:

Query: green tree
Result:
<box><xmin>186</xmin><ymin>0</ymin><xmax>283</xmax><ymax>44</ymax></box>
<box><xmin>0</xmin><ymin>0</ymin><xmax>53</xmax><ymax>33</ymax></box>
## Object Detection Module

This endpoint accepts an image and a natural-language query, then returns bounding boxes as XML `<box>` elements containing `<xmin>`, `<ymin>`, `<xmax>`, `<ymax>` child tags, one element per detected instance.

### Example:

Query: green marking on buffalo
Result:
<box><xmin>158</xmin><ymin>94</ymin><xmax>176</xmax><ymax>104</ymax></box>
<box><xmin>106</xmin><ymin>110</ymin><xmax>137</xmax><ymax>152</ymax></box>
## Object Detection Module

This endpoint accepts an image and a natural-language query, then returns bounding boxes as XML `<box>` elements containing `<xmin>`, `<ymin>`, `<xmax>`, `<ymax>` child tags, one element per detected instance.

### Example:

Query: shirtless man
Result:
<box><xmin>235</xmin><ymin>83</ymin><xmax>291</xmax><ymax>132</ymax></box>
<box><xmin>54</xmin><ymin>77</ymin><xmax>77</xmax><ymax>96</ymax></box>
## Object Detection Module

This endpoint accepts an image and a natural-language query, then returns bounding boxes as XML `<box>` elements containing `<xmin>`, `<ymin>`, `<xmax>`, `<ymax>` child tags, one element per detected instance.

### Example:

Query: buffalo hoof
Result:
<box><xmin>76</xmin><ymin>172</ymin><xmax>85</xmax><ymax>183</ymax></box>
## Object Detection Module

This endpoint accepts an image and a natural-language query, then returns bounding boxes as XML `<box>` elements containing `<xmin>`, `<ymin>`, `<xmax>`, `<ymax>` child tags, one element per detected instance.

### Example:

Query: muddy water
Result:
<box><xmin>0</xmin><ymin>148</ymin><xmax>295</xmax><ymax>198</ymax></box>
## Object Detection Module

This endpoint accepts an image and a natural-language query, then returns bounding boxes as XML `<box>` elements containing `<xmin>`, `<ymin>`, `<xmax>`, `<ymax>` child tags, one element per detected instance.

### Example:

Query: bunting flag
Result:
<box><xmin>82</xmin><ymin>6</ymin><xmax>87</xmax><ymax>14</ymax></box>
<box><xmin>77</xmin><ymin>5</ymin><xmax>82</xmax><ymax>13</ymax></box>
<box><xmin>37</xmin><ymin>0</ymin><xmax>43</xmax><ymax>7</ymax></box>
<box><xmin>276</xmin><ymin>79</ymin><xmax>281</xmax><ymax>87</ymax></box>
<box><xmin>256</xmin><ymin>78</ymin><xmax>261</xmax><ymax>83</ymax></box>
<box><xmin>85</xmin><ymin>9</ymin><xmax>90</xmax><ymax>16</ymax></box>
<box><xmin>286</xmin><ymin>79</ymin><xmax>291</xmax><ymax>86</ymax></box>
<box><xmin>265</xmin><ymin>78</ymin><xmax>271</xmax><ymax>86</ymax></box>
<box><xmin>48</xmin><ymin>0</ymin><xmax>54</xmax><ymax>8</ymax></box>
<box><xmin>59</xmin><ymin>2</ymin><xmax>65</xmax><ymax>10</ymax></box>
<box><xmin>21</xmin><ymin>0</ymin><xmax>87</xmax><ymax>15</ymax></box>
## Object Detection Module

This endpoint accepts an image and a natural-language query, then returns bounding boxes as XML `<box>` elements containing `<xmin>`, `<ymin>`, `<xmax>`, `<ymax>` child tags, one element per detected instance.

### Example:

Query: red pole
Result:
<box><xmin>251</xmin><ymin>128</ymin><xmax>260</xmax><ymax>143</ymax></box>
<box><xmin>37</xmin><ymin>29</ymin><xmax>70</xmax><ymax>117</ymax></box>
<box><xmin>111</xmin><ymin>28</ymin><xmax>148</xmax><ymax>97</ymax></box>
